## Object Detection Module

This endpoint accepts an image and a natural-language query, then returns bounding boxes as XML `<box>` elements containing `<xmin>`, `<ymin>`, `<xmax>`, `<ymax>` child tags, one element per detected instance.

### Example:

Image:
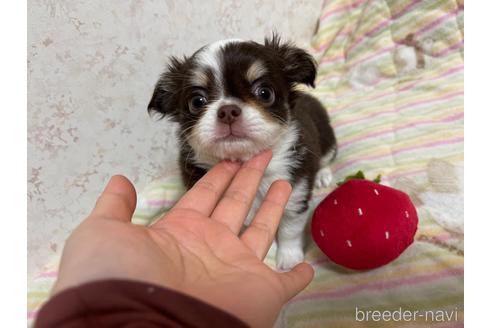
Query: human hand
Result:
<box><xmin>52</xmin><ymin>150</ymin><xmax>314</xmax><ymax>328</ymax></box>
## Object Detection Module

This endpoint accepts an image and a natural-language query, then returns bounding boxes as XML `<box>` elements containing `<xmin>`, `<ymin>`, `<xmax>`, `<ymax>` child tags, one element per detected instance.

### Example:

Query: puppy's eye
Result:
<box><xmin>253</xmin><ymin>84</ymin><xmax>275</xmax><ymax>105</ymax></box>
<box><xmin>189</xmin><ymin>95</ymin><xmax>208</xmax><ymax>113</ymax></box>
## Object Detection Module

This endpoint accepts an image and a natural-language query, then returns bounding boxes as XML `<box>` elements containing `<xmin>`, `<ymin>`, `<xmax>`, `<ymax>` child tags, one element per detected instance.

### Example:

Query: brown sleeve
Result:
<box><xmin>34</xmin><ymin>279</ymin><xmax>249</xmax><ymax>328</ymax></box>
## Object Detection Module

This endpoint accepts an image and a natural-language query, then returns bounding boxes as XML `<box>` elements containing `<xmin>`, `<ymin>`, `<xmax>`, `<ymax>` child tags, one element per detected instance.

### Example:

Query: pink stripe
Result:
<box><xmin>311</xmin><ymin>26</ymin><xmax>352</xmax><ymax>53</ymax></box>
<box><xmin>320</xmin><ymin>44</ymin><xmax>393</xmax><ymax>67</ymax></box>
<box><xmin>333</xmin><ymin>137</ymin><xmax>463</xmax><ymax>172</ymax></box>
<box><xmin>317</xmin><ymin>73</ymin><xmax>345</xmax><ymax>85</ymax></box>
<box><xmin>415</xmin><ymin>9</ymin><xmax>458</xmax><ymax>37</ymax></box>
<box><xmin>334</xmin><ymin>109</ymin><xmax>393</xmax><ymax>129</ymax></box>
<box><xmin>392</xmin><ymin>0</ymin><xmax>422</xmax><ymax>20</ymax></box>
<box><xmin>338</xmin><ymin>112</ymin><xmax>463</xmax><ymax>150</ymax></box>
<box><xmin>317</xmin><ymin>69</ymin><xmax>344</xmax><ymax>84</ymax></box>
<box><xmin>318</xmin><ymin>75</ymin><xmax>344</xmax><ymax>83</ymax></box>
<box><xmin>314</xmin><ymin>1</ymin><xmax>375</xmax><ymax>56</ymax></box>
<box><xmin>312</xmin><ymin>28</ymin><xmax>353</xmax><ymax>54</ymax></box>
<box><xmin>293</xmin><ymin>267</ymin><xmax>463</xmax><ymax>302</ymax></box>
<box><xmin>433</xmin><ymin>234</ymin><xmax>457</xmax><ymax>242</ymax></box>
<box><xmin>27</xmin><ymin>311</ymin><xmax>37</xmax><ymax>320</ymax></box>
<box><xmin>337</xmin><ymin>30</ymin><xmax>353</xmax><ymax>38</ymax></box>
<box><xmin>436</xmin><ymin>40</ymin><xmax>464</xmax><ymax>57</ymax></box>
<box><xmin>328</xmin><ymin>64</ymin><xmax>463</xmax><ymax>115</ymax></box>
<box><xmin>399</xmin><ymin>65</ymin><xmax>463</xmax><ymax>92</ymax></box>
<box><xmin>35</xmin><ymin>270</ymin><xmax>58</xmax><ymax>278</ymax></box>
<box><xmin>385</xmin><ymin>168</ymin><xmax>426</xmax><ymax>181</ymax></box>
<box><xmin>348</xmin><ymin>0</ymin><xmax>421</xmax><ymax>54</ymax></box>
<box><xmin>321</xmin><ymin>54</ymin><xmax>344</xmax><ymax>63</ymax></box>
<box><xmin>395</xmin><ymin>90</ymin><xmax>463</xmax><ymax>112</ymax></box>
<box><xmin>348</xmin><ymin>45</ymin><xmax>395</xmax><ymax>68</ymax></box>
<box><xmin>320</xmin><ymin>0</ymin><xmax>368</xmax><ymax>21</ymax></box>
<box><xmin>333</xmin><ymin>90</ymin><xmax>463</xmax><ymax>128</ymax></box>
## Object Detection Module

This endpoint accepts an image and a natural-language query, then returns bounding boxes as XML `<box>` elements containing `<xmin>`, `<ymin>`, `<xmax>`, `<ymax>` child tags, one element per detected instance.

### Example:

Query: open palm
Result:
<box><xmin>53</xmin><ymin>151</ymin><xmax>314</xmax><ymax>328</ymax></box>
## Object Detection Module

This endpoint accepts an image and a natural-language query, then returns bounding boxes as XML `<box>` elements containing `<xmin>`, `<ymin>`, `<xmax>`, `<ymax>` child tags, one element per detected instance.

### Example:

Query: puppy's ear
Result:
<box><xmin>264</xmin><ymin>34</ymin><xmax>317</xmax><ymax>87</ymax></box>
<box><xmin>148</xmin><ymin>56</ymin><xmax>187</xmax><ymax>120</ymax></box>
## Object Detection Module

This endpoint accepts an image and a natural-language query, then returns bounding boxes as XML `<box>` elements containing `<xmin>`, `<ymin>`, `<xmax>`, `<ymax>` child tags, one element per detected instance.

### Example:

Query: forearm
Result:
<box><xmin>35</xmin><ymin>279</ymin><xmax>248</xmax><ymax>328</ymax></box>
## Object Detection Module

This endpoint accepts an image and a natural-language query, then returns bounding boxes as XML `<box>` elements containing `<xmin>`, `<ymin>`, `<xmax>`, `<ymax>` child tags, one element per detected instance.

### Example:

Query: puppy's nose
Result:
<box><xmin>217</xmin><ymin>105</ymin><xmax>242</xmax><ymax>124</ymax></box>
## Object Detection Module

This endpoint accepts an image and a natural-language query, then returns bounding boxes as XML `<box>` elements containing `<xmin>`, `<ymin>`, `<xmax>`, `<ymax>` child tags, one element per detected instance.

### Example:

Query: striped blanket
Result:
<box><xmin>27</xmin><ymin>0</ymin><xmax>464</xmax><ymax>326</ymax></box>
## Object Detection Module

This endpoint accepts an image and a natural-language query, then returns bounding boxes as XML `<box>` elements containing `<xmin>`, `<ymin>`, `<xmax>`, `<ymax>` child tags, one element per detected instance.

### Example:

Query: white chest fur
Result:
<box><xmin>243</xmin><ymin>124</ymin><xmax>309</xmax><ymax>224</ymax></box>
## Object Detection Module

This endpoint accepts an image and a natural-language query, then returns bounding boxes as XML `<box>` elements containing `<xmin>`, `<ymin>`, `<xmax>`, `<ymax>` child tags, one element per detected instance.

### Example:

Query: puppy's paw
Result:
<box><xmin>276</xmin><ymin>246</ymin><xmax>304</xmax><ymax>271</ymax></box>
<box><xmin>315</xmin><ymin>167</ymin><xmax>333</xmax><ymax>189</ymax></box>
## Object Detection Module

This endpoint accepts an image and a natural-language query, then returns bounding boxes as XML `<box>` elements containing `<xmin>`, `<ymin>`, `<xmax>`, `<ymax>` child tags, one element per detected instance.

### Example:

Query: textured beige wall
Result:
<box><xmin>27</xmin><ymin>0</ymin><xmax>323</xmax><ymax>279</ymax></box>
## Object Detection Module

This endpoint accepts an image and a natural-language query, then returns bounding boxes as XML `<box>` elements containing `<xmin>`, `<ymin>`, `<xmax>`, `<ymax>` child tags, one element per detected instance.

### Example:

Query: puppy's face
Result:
<box><xmin>148</xmin><ymin>35</ymin><xmax>316</xmax><ymax>162</ymax></box>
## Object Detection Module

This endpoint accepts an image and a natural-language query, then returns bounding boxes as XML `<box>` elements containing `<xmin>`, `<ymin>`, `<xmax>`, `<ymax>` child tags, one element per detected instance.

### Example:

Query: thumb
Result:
<box><xmin>278</xmin><ymin>262</ymin><xmax>314</xmax><ymax>300</ymax></box>
<box><xmin>90</xmin><ymin>175</ymin><xmax>137</xmax><ymax>222</ymax></box>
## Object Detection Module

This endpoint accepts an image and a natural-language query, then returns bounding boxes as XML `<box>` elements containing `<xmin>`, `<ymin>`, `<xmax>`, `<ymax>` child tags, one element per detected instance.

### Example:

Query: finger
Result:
<box><xmin>172</xmin><ymin>161</ymin><xmax>241</xmax><ymax>216</ymax></box>
<box><xmin>278</xmin><ymin>262</ymin><xmax>314</xmax><ymax>300</ymax></box>
<box><xmin>241</xmin><ymin>180</ymin><xmax>292</xmax><ymax>259</ymax></box>
<box><xmin>211</xmin><ymin>150</ymin><xmax>272</xmax><ymax>233</ymax></box>
<box><xmin>91</xmin><ymin>175</ymin><xmax>137</xmax><ymax>222</ymax></box>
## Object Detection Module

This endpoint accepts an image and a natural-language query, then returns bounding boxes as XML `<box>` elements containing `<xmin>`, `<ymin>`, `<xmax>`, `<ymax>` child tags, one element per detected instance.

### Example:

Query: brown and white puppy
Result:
<box><xmin>148</xmin><ymin>35</ymin><xmax>337</xmax><ymax>270</ymax></box>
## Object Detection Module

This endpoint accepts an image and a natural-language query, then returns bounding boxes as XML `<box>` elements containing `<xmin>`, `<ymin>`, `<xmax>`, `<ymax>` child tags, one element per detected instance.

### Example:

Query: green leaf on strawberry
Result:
<box><xmin>336</xmin><ymin>170</ymin><xmax>382</xmax><ymax>186</ymax></box>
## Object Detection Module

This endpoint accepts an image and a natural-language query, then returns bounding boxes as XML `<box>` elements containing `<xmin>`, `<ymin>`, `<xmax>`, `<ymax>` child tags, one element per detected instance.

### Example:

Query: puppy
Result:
<box><xmin>148</xmin><ymin>35</ymin><xmax>337</xmax><ymax>270</ymax></box>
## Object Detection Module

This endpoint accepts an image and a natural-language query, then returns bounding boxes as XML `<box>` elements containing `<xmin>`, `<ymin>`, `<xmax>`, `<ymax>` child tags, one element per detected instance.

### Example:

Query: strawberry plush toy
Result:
<box><xmin>311</xmin><ymin>172</ymin><xmax>418</xmax><ymax>270</ymax></box>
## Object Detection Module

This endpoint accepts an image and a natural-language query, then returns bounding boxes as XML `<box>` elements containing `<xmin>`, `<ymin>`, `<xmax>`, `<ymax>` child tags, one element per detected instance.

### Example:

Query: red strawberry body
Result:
<box><xmin>311</xmin><ymin>179</ymin><xmax>418</xmax><ymax>270</ymax></box>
